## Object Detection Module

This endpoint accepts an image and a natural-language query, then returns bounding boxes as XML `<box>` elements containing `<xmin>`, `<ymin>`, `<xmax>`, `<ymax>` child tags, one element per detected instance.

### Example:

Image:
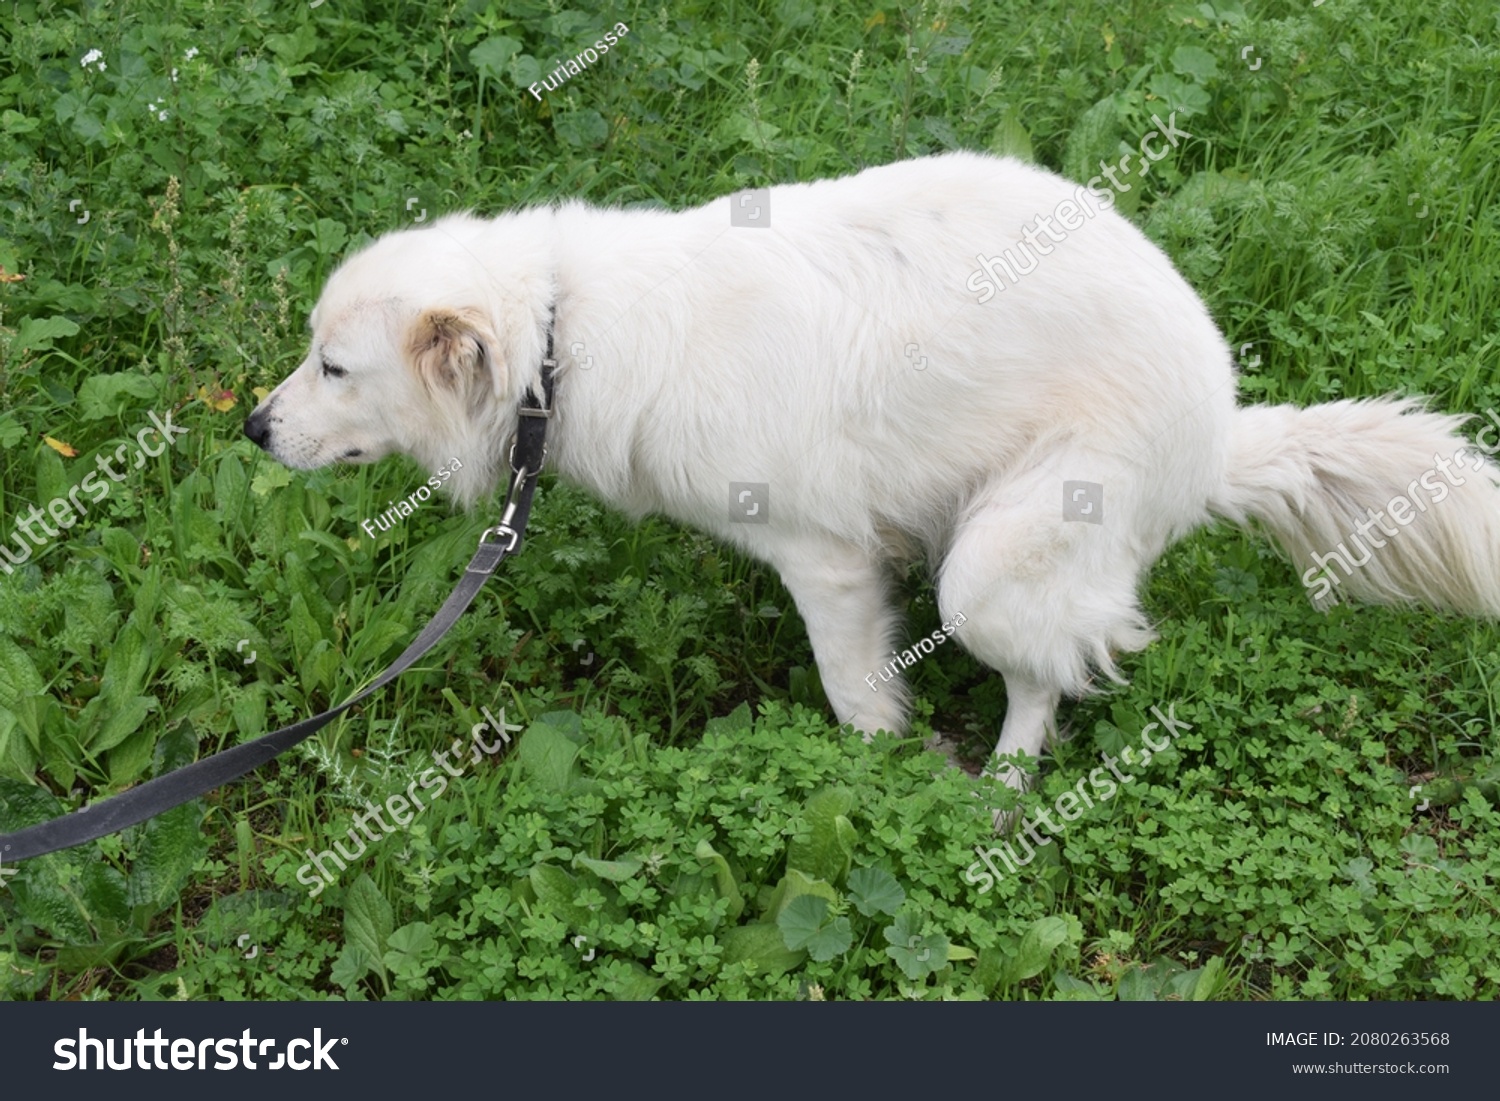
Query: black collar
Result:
<box><xmin>483</xmin><ymin>308</ymin><xmax>556</xmax><ymax>553</ymax></box>
<box><xmin>525</xmin><ymin>306</ymin><xmax>557</xmax><ymax>417</ymax></box>
<box><xmin>513</xmin><ymin>306</ymin><xmax>556</xmax><ymax>465</ymax></box>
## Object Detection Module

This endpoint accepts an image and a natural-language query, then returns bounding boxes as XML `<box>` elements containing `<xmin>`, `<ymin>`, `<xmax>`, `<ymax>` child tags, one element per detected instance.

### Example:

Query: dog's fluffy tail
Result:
<box><xmin>1210</xmin><ymin>397</ymin><xmax>1500</xmax><ymax>615</ymax></box>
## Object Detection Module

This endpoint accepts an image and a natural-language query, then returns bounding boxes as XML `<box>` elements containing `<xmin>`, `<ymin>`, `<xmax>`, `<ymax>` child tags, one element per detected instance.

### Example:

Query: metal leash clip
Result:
<box><xmin>507</xmin><ymin>439</ymin><xmax>547</xmax><ymax>475</ymax></box>
<box><xmin>479</xmin><ymin>476</ymin><xmax>528</xmax><ymax>551</ymax></box>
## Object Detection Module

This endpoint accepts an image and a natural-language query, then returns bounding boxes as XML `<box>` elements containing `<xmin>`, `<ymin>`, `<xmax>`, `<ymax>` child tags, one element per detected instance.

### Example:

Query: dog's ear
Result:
<box><xmin>406</xmin><ymin>307</ymin><xmax>502</xmax><ymax>398</ymax></box>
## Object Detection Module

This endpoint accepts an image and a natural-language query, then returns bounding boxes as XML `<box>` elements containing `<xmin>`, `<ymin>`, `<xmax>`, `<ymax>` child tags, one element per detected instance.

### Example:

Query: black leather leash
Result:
<box><xmin>0</xmin><ymin>337</ymin><xmax>557</xmax><ymax>865</ymax></box>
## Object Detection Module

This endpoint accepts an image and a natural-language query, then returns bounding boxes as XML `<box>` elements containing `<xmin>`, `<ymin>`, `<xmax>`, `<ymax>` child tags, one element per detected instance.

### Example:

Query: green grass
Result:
<box><xmin>2</xmin><ymin>0</ymin><xmax>1499</xmax><ymax>1000</ymax></box>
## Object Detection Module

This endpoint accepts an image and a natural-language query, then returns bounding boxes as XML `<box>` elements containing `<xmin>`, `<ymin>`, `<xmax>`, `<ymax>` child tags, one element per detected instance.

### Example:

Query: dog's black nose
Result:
<box><xmin>243</xmin><ymin>409</ymin><xmax>270</xmax><ymax>449</ymax></box>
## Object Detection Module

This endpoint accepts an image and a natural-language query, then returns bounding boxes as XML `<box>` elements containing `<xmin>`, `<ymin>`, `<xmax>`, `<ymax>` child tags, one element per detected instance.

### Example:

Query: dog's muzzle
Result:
<box><xmin>243</xmin><ymin>406</ymin><xmax>272</xmax><ymax>450</ymax></box>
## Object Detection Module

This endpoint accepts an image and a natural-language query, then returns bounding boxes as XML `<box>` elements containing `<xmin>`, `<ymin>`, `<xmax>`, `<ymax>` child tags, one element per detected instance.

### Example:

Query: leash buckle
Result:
<box><xmin>479</xmin><ymin>523</ymin><xmax>521</xmax><ymax>553</ymax></box>
<box><xmin>518</xmin><ymin>363</ymin><xmax>555</xmax><ymax>419</ymax></box>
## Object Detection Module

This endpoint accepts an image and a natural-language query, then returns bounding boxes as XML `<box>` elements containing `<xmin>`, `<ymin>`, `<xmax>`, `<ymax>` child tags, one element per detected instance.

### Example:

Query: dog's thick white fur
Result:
<box><xmin>245</xmin><ymin>151</ymin><xmax>1500</xmax><ymax>791</ymax></box>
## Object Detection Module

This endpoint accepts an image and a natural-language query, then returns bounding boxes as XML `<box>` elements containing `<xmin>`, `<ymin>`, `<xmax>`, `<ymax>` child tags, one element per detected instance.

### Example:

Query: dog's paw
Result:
<box><xmin>923</xmin><ymin>730</ymin><xmax>970</xmax><ymax>771</ymax></box>
<box><xmin>990</xmin><ymin>805</ymin><xmax>1019</xmax><ymax>834</ymax></box>
<box><xmin>980</xmin><ymin>759</ymin><xmax>1031</xmax><ymax>834</ymax></box>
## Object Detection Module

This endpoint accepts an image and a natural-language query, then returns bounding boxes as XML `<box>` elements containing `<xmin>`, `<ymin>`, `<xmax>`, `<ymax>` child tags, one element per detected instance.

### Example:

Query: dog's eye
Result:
<box><xmin>322</xmin><ymin>361</ymin><xmax>347</xmax><ymax>379</ymax></box>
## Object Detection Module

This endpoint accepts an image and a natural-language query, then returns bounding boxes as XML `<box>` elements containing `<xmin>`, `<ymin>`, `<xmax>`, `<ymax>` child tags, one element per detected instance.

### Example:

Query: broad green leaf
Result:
<box><xmin>80</xmin><ymin>861</ymin><xmax>130</xmax><ymax>930</ymax></box>
<box><xmin>99</xmin><ymin>527</ymin><xmax>140</xmax><ymax>575</ymax></box>
<box><xmin>846</xmin><ymin>866</ymin><xmax>904</xmax><ymax>917</ymax></box>
<box><xmin>574</xmin><ymin>854</ymin><xmax>644</xmax><ymax>882</ymax></box>
<box><xmin>0</xmin><ymin>635</ymin><xmax>45</xmax><ymax>708</ymax></box>
<box><xmin>306</xmin><ymin>641</ymin><xmax>339</xmax><ymax>697</ymax></box>
<box><xmin>2</xmin><ymin>828</ymin><xmax>117</xmax><ymax>944</ymax></box>
<box><xmin>883</xmin><ymin>912</ymin><xmax>948</xmax><ymax>981</ymax></box>
<box><xmin>384</xmin><ymin>922</ymin><xmax>437</xmax><ymax>979</ymax></box>
<box><xmin>287</xmin><ymin>592</ymin><xmax>326</xmax><ymax>671</ymax></box>
<box><xmin>309</xmin><ymin>218</ymin><xmax>348</xmax><ymax>257</ymax></box>
<box><xmin>283</xmin><ymin>550</ymin><xmax>332</xmax><ymax>624</ymax></box>
<box><xmin>213</xmin><ymin>452</ymin><xmax>249</xmax><ymax>520</ymax></box>
<box><xmin>1163</xmin><ymin>963</ymin><xmax>1201</xmax><ymax>1000</ymax></box>
<box><xmin>720</xmin><ymin>923</ymin><xmax>806</xmax><ymax>976</ymax></box>
<box><xmin>509</xmin><ymin>54</ymin><xmax>542</xmax><ymax>89</ymax></box>
<box><xmin>34</xmin><ymin>444</ymin><xmax>66</xmax><ymax>505</ymax></box>
<box><xmin>77</xmin><ymin>373</ymin><xmax>158</xmax><ymax>421</ymax></box>
<box><xmin>786</xmin><ymin>787</ymin><xmax>855</xmax><ymax>884</ymax></box>
<box><xmin>13</xmin><ymin>315</ymin><xmax>80</xmax><ymax>352</ymax></box>
<box><xmin>194</xmin><ymin>890</ymin><xmax>292</xmax><ymax>947</ymax></box>
<box><xmin>296</xmin><ymin>528</ymin><xmax>354</xmax><ymax>563</ymax></box>
<box><xmin>266</xmin><ymin>21</ymin><xmax>318</xmax><ymax>64</ymax></box>
<box><xmin>1063</xmin><ymin>96</ymin><xmax>1120</xmax><ymax>187</ymax></box>
<box><xmin>97</xmin><ymin>622</ymin><xmax>156</xmax><ymax>712</ymax></box>
<box><xmin>38</xmin><ymin>710</ymin><xmax>75</xmax><ymax>790</ymax></box>
<box><xmin>343</xmin><ymin>874</ymin><xmax>394</xmax><ymax>985</ymax></box>
<box><xmin>1003</xmin><ymin>915</ymin><xmax>1072</xmax><ymax>985</ymax></box>
<box><xmin>554</xmin><ymin>109</ymin><xmax>610</xmax><ymax>148</ymax></box>
<box><xmin>125</xmin><ymin>802</ymin><xmax>208</xmax><ymax>909</ymax></box>
<box><xmin>534</xmin><ymin>710</ymin><xmax>586</xmax><ymax>743</ymax></box>
<box><xmin>989</xmin><ymin>104</ymin><xmax>1034</xmax><ymax>163</ymax></box>
<box><xmin>602</xmin><ymin>961</ymin><xmax>667</xmax><ymax>1001</ymax></box>
<box><xmin>1191</xmin><ymin>956</ymin><xmax>1224</xmax><ymax>1001</ymax></box>
<box><xmin>1146</xmin><ymin>72</ymin><xmax>1210</xmax><ymax>117</ymax></box>
<box><xmin>330</xmin><ymin>942</ymin><xmax>374</xmax><ymax>992</ymax></box>
<box><xmin>346</xmin><ymin>617</ymin><xmax>411</xmax><ymax>670</ymax></box>
<box><xmin>1117</xmin><ymin>966</ymin><xmax>1158</xmax><ymax>1001</ymax></box>
<box><xmin>1</xmin><ymin>109</ymin><xmax>39</xmax><ymax>134</ymax></box>
<box><xmin>1170</xmin><ymin>45</ymin><xmax>1220</xmax><ymax>82</ymax></box>
<box><xmin>11</xmin><ymin>865</ymin><xmax>94</xmax><ymax>942</ymax></box>
<box><xmin>250</xmin><ymin>464</ymin><xmax>292</xmax><ymax>496</ymax></box>
<box><xmin>976</xmin><ymin>943</ymin><xmax>1010</xmax><ymax>992</ymax></box>
<box><xmin>0</xmin><ymin>707</ymin><xmax>31</xmax><ymax>776</ymax></box>
<box><xmin>764</xmin><ymin>867</ymin><xmax>839</xmax><ymax>920</ymax></box>
<box><xmin>0</xmin><ymin>776</ymin><xmax>63</xmax><ymax>831</ymax></box>
<box><xmin>703</xmin><ymin>701</ymin><xmax>753</xmax><ymax>740</ymax></box>
<box><xmin>90</xmin><ymin>694</ymin><xmax>159</xmax><ymax>756</ymax></box>
<box><xmin>0</xmin><ymin>414</ymin><xmax>25</xmax><ymax>449</ymax></box>
<box><xmin>529</xmin><ymin>863</ymin><xmax>589</xmax><ymax>927</ymax></box>
<box><xmin>55</xmin><ymin>932</ymin><xmax>136</xmax><ymax>974</ymax></box>
<box><xmin>470</xmin><ymin>36</ymin><xmax>522</xmax><ymax>80</ymax></box>
<box><xmin>152</xmin><ymin>719</ymin><xmax>199</xmax><ymax>776</ymax></box>
<box><xmin>519</xmin><ymin>721</ymin><xmax>581</xmax><ymax>794</ymax></box>
<box><xmin>777</xmin><ymin>894</ymin><xmax>852</xmax><ymax>961</ymax></box>
<box><xmin>693</xmin><ymin>839</ymin><xmax>744</xmax><ymax>919</ymax></box>
<box><xmin>231</xmin><ymin>684</ymin><xmax>268</xmax><ymax>739</ymax></box>
<box><xmin>33</xmin><ymin>444</ymin><xmax>66</xmax><ymax>510</ymax></box>
<box><xmin>1050</xmin><ymin>971</ymin><xmax>1106</xmax><ymax>1001</ymax></box>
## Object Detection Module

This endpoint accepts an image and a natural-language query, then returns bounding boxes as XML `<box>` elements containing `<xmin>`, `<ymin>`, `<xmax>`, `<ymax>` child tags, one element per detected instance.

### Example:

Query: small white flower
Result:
<box><xmin>170</xmin><ymin>67</ymin><xmax>179</xmax><ymax>82</ymax></box>
<box><xmin>184</xmin><ymin>46</ymin><xmax>199</xmax><ymax>60</ymax></box>
<box><xmin>80</xmin><ymin>48</ymin><xmax>106</xmax><ymax>71</ymax></box>
<box><xmin>147</xmin><ymin>102</ymin><xmax>169</xmax><ymax>122</ymax></box>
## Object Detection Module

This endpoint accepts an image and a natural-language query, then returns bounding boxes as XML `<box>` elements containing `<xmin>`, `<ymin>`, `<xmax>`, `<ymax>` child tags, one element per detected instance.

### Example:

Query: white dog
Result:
<box><xmin>245</xmin><ymin>150</ymin><xmax>1500</xmax><ymax>795</ymax></box>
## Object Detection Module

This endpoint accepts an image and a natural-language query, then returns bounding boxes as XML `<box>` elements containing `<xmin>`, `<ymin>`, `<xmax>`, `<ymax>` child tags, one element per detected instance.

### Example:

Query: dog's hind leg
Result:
<box><xmin>766</xmin><ymin>534</ymin><xmax>910</xmax><ymax>738</ymax></box>
<box><xmin>936</xmin><ymin>463</ymin><xmax>1156</xmax><ymax>809</ymax></box>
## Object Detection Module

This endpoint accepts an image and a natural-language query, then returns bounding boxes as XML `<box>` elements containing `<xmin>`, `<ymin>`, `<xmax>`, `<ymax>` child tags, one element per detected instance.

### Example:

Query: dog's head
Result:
<box><xmin>244</xmin><ymin>214</ymin><xmax>551</xmax><ymax>510</ymax></box>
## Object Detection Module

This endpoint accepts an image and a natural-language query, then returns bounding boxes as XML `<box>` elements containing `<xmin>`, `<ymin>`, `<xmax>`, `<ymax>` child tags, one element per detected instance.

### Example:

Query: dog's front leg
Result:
<box><xmin>766</xmin><ymin>535</ymin><xmax>909</xmax><ymax>739</ymax></box>
<box><xmin>982</xmin><ymin>674</ymin><xmax>1062</xmax><ymax>832</ymax></box>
